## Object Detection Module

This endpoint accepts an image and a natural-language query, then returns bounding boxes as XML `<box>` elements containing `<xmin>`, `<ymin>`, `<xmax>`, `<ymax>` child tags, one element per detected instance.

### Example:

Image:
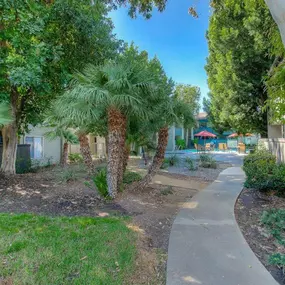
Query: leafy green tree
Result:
<box><xmin>0</xmin><ymin>0</ymin><xmax>120</xmax><ymax>174</ymax></box>
<box><xmin>206</xmin><ymin>0</ymin><xmax>276</xmax><ymax>136</ymax></box>
<box><xmin>174</xmin><ymin>84</ymin><xmax>200</xmax><ymax>115</ymax></box>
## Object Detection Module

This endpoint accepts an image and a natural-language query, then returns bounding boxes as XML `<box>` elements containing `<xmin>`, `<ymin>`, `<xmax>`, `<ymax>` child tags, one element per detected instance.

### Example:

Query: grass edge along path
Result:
<box><xmin>0</xmin><ymin>213</ymin><xmax>136</xmax><ymax>285</ymax></box>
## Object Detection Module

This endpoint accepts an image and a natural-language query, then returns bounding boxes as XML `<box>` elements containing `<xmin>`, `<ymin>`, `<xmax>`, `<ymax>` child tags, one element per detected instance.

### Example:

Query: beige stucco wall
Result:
<box><xmin>20</xmin><ymin>126</ymin><xmax>62</xmax><ymax>164</ymax></box>
<box><xmin>259</xmin><ymin>138</ymin><xmax>285</xmax><ymax>163</ymax></box>
<box><xmin>69</xmin><ymin>135</ymin><xmax>106</xmax><ymax>158</ymax></box>
<box><xmin>268</xmin><ymin>124</ymin><xmax>283</xmax><ymax>138</ymax></box>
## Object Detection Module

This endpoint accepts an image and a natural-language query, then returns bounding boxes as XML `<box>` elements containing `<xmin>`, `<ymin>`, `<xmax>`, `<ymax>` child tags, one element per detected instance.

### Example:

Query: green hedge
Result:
<box><xmin>243</xmin><ymin>148</ymin><xmax>285</xmax><ymax>194</ymax></box>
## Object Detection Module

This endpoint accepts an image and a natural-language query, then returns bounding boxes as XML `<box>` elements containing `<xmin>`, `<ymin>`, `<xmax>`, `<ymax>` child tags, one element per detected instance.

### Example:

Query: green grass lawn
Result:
<box><xmin>0</xmin><ymin>214</ymin><xmax>136</xmax><ymax>285</ymax></box>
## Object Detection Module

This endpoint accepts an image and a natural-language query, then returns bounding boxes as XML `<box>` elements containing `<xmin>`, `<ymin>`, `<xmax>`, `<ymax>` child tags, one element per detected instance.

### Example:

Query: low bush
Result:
<box><xmin>168</xmin><ymin>154</ymin><xmax>180</xmax><ymax>166</ymax></box>
<box><xmin>243</xmin><ymin>148</ymin><xmax>285</xmax><ymax>193</ymax></box>
<box><xmin>262</xmin><ymin>209</ymin><xmax>285</xmax><ymax>271</ymax></box>
<box><xmin>68</xmin><ymin>153</ymin><xmax>83</xmax><ymax>163</ymax></box>
<box><xmin>161</xmin><ymin>155</ymin><xmax>180</xmax><ymax>169</ymax></box>
<box><xmin>199</xmin><ymin>153</ymin><xmax>217</xmax><ymax>169</ymax></box>
<box><xmin>161</xmin><ymin>158</ymin><xmax>170</xmax><ymax>169</ymax></box>
<box><xmin>123</xmin><ymin>171</ymin><xmax>142</xmax><ymax>184</ymax></box>
<box><xmin>185</xmin><ymin>157</ymin><xmax>197</xmax><ymax>171</ymax></box>
<box><xmin>176</xmin><ymin>139</ymin><xmax>186</xmax><ymax>150</ymax></box>
<box><xmin>92</xmin><ymin>168</ymin><xmax>109</xmax><ymax>198</ymax></box>
<box><xmin>58</xmin><ymin>167</ymin><xmax>80</xmax><ymax>183</ymax></box>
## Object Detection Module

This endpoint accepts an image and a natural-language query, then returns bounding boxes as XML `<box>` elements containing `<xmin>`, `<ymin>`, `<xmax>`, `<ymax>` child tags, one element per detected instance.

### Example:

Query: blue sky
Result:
<box><xmin>110</xmin><ymin>0</ymin><xmax>210</xmax><ymax>109</ymax></box>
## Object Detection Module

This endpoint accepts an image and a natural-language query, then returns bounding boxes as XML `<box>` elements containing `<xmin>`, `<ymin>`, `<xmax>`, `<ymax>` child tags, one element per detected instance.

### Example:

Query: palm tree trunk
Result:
<box><xmin>78</xmin><ymin>133</ymin><xmax>94</xmax><ymax>172</ymax></box>
<box><xmin>136</xmin><ymin>126</ymin><xmax>169</xmax><ymax>190</ymax></box>
<box><xmin>107</xmin><ymin>107</ymin><xmax>127</xmax><ymax>198</ymax></box>
<box><xmin>61</xmin><ymin>142</ymin><xmax>68</xmax><ymax>167</ymax></box>
<box><xmin>1</xmin><ymin>122</ymin><xmax>18</xmax><ymax>175</ymax></box>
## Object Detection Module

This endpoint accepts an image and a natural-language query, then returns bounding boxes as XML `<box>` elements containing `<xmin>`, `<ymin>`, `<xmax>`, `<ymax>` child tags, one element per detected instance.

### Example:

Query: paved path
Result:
<box><xmin>167</xmin><ymin>167</ymin><xmax>278</xmax><ymax>285</ymax></box>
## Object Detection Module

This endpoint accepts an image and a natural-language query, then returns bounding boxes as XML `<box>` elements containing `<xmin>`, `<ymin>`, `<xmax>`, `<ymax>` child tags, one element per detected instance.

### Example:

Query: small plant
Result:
<box><xmin>58</xmin><ymin>168</ymin><xmax>79</xmax><ymax>183</ymax></box>
<box><xmin>160</xmin><ymin>186</ymin><xmax>173</xmax><ymax>196</ymax></box>
<box><xmin>176</xmin><ymin>139</ymin><xmax>186</xmax><ymax>150</ymax></box>
<box><xmin>161</xmin><ymin>158</ymin><xmax>170</xmax><ymax>169</ymax></box>
<box><xmin>69</xmin><ymin>153</ymin><xmax>83</xmax><ymax>163</ymax></box>
<box><xmin>168</xmin><ymin>154</ymin><xmax>180</xmax><ymax>166</ymax></box>
<box><xmin>92</xmin><ymin>168</ymin><xmax>109</xmax><ymax>198</ymax></box>
<box><xmin>185</xmin><ymin>157</ymin><xmax>196</xmax><ymax>171</ymax></box>
<box><xmin>199</xmin><ymin>153</ymin><xmax>217</xmax><ymax>169</ymax></box>
<box><xmin>123</xmin><ymin>171</ymin><xmax>142</xmax><ymax>184</ymax></box>
<box><xmin>262</xmin><ymin>209</ymin><xmax>285</xmax><ymax>273</ymax></box>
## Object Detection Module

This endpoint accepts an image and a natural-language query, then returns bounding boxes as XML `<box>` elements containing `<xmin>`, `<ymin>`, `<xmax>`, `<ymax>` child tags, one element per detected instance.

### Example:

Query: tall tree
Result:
<box><xmin>174</xmin><ymin>84</ymin><xmax>201</xmax><ymax>115</ymax></box>
<box><xmin>55</xmin><ymin>58</ymin><xmax>155</xmax><ymax>198</ymax></box>
<box><xmin>0</xmin><ymin>0</ymin><xmax>120</xmax><ymax>174</ymax></box>
<box><xmin>206</xmin><ymin>0</ymin><xmax>274</xmax><ymax>136</ymax></box>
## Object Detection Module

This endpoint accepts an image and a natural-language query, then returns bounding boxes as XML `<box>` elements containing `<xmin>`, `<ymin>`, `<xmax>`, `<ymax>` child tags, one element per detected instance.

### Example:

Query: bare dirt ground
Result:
<box><xmin>0</xmin><ymin>158</ymin><xmax>229</xmax><ymax>284</ymax></box>
<box><xmin>235</xmin><ymin>188</ymin><xmax>285</xmax><ymax>285</ymax></box>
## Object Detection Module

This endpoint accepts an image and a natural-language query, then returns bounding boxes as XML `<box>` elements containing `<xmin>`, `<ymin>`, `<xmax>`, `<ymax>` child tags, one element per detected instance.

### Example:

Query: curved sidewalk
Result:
<box><xmin>166</xmin><ymin>167</ymin><xmax>278</xmax><ymax>285</ymax></box>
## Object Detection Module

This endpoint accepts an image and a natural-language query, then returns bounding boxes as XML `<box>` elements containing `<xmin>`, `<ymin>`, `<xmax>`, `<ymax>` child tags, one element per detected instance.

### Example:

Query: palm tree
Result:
<box><xmin>55</xmin><ymin>61</ymin><xmax>155</xmax><ymax>197</ymax></box>
<box><xmin>136</xmin><ymin>96</ymin><xmax>196</xmax><ymax>190</ymax></box>
<box><xmin>45</xmin><ymin>128</ymin><xmax>79</xmax><ymax>167</ymax></box>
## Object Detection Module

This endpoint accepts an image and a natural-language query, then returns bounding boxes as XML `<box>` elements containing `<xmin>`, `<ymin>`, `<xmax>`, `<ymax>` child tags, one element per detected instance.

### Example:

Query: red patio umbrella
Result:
<box><xmin>228</xmin><ymin>133</ymin><xmax>238</xmax><ymax>138</ymax></box>
<box><xmin>194</xmin><ymin>130</ymin><xmax>217</xmax><ymax>147</ymax></box>
<box><xmin>195</xmin><ymin>130</ymin><xmax>217</xmax><ymax>138</ymax></box>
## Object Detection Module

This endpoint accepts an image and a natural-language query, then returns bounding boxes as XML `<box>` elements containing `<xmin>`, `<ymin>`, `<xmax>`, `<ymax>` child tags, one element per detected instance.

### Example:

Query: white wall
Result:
<box><xmin>259</xmin><ymin>138</ymin><xmax>285</xmax><ymax>163</ymax></box>
<box><xmin>20</xmin><ymin>126</ymin><xmax>62</xmax><ymax>165</ymax></box>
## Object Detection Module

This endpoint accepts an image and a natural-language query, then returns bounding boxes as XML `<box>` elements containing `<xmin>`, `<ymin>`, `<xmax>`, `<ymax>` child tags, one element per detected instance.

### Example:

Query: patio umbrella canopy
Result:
<box><xmin>194</xmin><ymin>130</ymin><xmax>217</xmax><ymax>148</ymax></box>
<box><xmin>195</xmin><ymin>130</ymin><xmax>217</xmax><ymax>138</ymax></box>
<box><xmin>228</xmin><ymin>133</ymin><xmax>238</xmax><ymax>138</ymax></box>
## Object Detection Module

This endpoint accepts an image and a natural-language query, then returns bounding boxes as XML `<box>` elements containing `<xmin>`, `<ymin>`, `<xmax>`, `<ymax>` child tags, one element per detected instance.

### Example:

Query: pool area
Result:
<box><xmin>165</xmin><ymin>149</ymin><xmax>247</xmax><ymax>166</ymax></box>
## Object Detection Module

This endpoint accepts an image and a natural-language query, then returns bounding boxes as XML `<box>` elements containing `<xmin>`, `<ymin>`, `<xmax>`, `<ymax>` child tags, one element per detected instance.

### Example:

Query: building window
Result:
<box><xmin>25</xmin><ymin>137</ymin><xmax>43</xmax><ymax>159</ymax></box>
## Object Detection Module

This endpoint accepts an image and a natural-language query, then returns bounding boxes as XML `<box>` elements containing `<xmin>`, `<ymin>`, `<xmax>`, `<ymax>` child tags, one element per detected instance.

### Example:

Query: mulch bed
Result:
<box><xmin>235</xmin><ymin>188</ymin><xmax>285</xmax><ymax>284</ymax></box>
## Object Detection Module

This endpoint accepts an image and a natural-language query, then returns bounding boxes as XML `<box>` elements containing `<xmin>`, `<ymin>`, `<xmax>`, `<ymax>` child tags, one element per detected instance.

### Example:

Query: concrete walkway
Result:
<box><xmin>167</xmin><ymin>167</ymin><xmax>278</xmax><ymax>285</ymax></box>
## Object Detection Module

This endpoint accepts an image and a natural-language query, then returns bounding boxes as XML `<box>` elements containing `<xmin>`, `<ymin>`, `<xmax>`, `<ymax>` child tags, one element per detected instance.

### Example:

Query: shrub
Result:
<box><xmin>185</xmin><ymin>157</ymin><xmax>197</xmax><ymax>171</ymax></box>
<box><xmin>92</xmin><ymin>168</ymin><xmax>109</xmax><ymax>198</ymax></box>
<box><xmin>262</xmin><ymin>209</ymin><xmax>285</xmax><ymax>245</ymax></box>
<box><xmin>199</xmin><ymin>153</ymin><xmax>217</xmax><ymax>169</ymax></box>
<box><xmin>58</xmin><ymin>168</ymin><xmax>79</xmax><ymax>183</ymax></box>
<box><xmin>123</xmin><ymin>171</ymin><xmax>142</xmax><ymax>184</ymax></box>
<box><xmin>176</xmin><ymin>139</ymin><xmax>186</xmax><ymax>150</ymax></box>
<box><xmin>69</xmin><ymin>153</ymin><xmax>83</xmax><ymax>163</ymax></box>
<box><xmin>272</xmin><ymin>163</ymin><xmax>285</xmax><ymax>193</ymax></box>
<box><xmin>242</xmin><ymin>148</ymin><xmax>285</xmax><ymax>192</ymax></box>
<box><xmin>161</xmin><ymin>158</ymin><xmax>169</xmax><ymax>169</ymax></box>
<box><xmin>168</xmin><ymin>154</ymin><xmax>180</xmax><ymax>166</ymax></box>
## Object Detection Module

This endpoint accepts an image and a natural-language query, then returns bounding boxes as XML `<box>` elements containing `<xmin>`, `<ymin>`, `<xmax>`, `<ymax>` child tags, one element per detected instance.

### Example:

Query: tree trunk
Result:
<box><xmin>1</xmin><ymin>122</ymin><xmax>18</xmax><ymax>175</ymax></box>
<box><xmin>107</xmin><ymin>107</ymin><xmax>127</xmax><ymax>198</ymax></box>
<box><xmin>136</xmin><ymin>126</ymin><xmax>169</xmax><ymax>190</ymax></box>
<box><xmin>61</xmin><ymin>142</ymin><xmax>68</xmax><ymax>167</ymax></box>
<box><xmin>78</xmin><ymin>133</ymin><xmax>94</xmax><ymax>173</ymax></box>
<box><xmin>265</xmin><ymin>0</ymin><xmax>285</xmax><ymax>48</ymax></box>
<box><xmin>117</xmin><ymin>120</ymin><xmax>127</xmax><ymax>192</ymax></box>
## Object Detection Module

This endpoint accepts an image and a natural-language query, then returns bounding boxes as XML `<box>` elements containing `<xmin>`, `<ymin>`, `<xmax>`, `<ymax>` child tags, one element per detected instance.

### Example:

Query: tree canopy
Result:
<box><xmin>0</xmin><ymin>0</ymin><xmax>121</xmax><ymax>133</ymax></box>
<box><xmin>205</xmin><ymin>0</ymin><xmax>280</xmax><ymax>136</ymax></box>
